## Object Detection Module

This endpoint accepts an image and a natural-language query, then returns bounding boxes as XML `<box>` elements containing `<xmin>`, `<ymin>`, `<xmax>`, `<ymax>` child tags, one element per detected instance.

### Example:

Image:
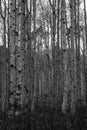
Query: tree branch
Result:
<box><xmin>49</xmin><ymin>0</ymin><xmax>56</xmax><ymax>16</ymax></box>
<box><xmin>49</xmin><ymin>0</ymin><xmax>53</xmax><ymax>8</ymax></box>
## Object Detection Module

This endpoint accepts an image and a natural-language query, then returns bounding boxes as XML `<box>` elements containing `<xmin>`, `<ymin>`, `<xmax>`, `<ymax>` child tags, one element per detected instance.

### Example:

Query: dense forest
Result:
<box><xmin>0</xmin><ymin>0</ymin><xmax>87</xmax><ymax>129</ymax></box>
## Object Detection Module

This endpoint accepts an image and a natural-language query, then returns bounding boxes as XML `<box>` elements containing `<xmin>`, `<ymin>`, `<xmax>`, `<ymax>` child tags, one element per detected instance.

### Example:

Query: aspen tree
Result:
<box><xmin>9</xmin><ymin>0</ymin><xmax>16</xmax><ymax>115</ymax></box>
<box><xmin>0</xmin><ymin>0</ymin><xmax>7</xmax><ymax>112</ymax></box>
<box><xmin>26</xmin><ymin>0</ymin><xmax>32</xmax><ymax>110</ymax></box>
<box><xmin>7</xmin><ymin>0</ymin><xmax>10</xmax><ymax>114</ymax></box>
<box><xmin>61</xmin><ymin>0</ymin><xmax>68</xmax><ymax>113</ymax></box>
<box><xmin>15</xmin><ymin>0</ymin><xmax>26</xmax><ymax>114</ymax></box>
<box><xmin>74</xmin><ymin>0</ymin><xmax>78</xmax><ymax>105</ymax></box>
<box><xmin>46</xmin><ymin>4</ymin><xmax>50</xmax><ymax>103</ymax></box>
<box><xmin>31</xmin><ymin>0</ymin><xmax>37</xmax><ymax>111</ymax></box>
<box><xmin>49</xmin><ymin>0</ymin><xmax>56</xmax><ymax>107</ymax></box>
<box><xmin>65</xmin><ymin>3</ymin><xmax>71</xmax><ymax>110</ymax></box>
<box><xmin>76</xmin><ymin>0</ymin><xmax>81</xmax><ymax>101</ymax></box>
<box><xmin>82</xmin><ymin>33</ymin><xmax>86</xmax><ymax>105</ymax></box>
<box><xmin>84</xmin><ymin>0</ymin><xmax>87</xmax><ymax>103</ymax></box>
<box><xmin>56</xmin><ymin>0</ymin><xmax>61</xmax><ymax>105</ymax></box>
<box><xmin>70</xmin><ymin>0</ymin><xmax>76</xmax><ymax>113</ymax></box>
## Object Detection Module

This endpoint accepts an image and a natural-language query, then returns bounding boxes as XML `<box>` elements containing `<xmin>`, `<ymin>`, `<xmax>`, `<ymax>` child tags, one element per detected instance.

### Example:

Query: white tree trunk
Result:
<box><xmin>61</xmin><ymin>0</ymin><xmax>68</xmax><ymax>113</ymax></box>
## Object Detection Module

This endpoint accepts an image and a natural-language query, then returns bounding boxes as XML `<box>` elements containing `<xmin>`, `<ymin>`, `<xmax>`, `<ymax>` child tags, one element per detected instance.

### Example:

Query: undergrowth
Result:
<box><xmin>0</xmin><ymin>104</ymin><xmax>86</xmax><ymax>130</ymax></box>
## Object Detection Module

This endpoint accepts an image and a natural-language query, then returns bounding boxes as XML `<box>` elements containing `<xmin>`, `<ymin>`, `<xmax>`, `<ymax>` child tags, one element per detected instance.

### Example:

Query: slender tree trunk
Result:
<box><xmin>51</xmin><ymin>0</ymin><xmax>56</xmax><ymax>107</ymax></box>
<box><xmin>65</xmin><ymin>4</ymin><xmax>71</xmax><ymax>110</ymax></box>
<box><xmin>76</xmin><ymin>0</ymin><xmax>81</xmax><ymax>101</ymax></box>
<box><xmin>9</xmin><ymin>0</ymin><xmax>16</xmax><ymax>115</ymax></box>
<box><xmin>56</xmin><ymin>0</ymin><xmax>61</xmax><ymax>106</ymax></box>
<box><xmin>82</xmin><ymin>33</ymin><xmax>86</xmax><ymax>105</ymax></box>
<box><xmin>15</xmin><ymin>0</ymin><xmax>26</xmax><ymax>114</ymax></box>
<box><xmin>7</xmin><ymin>0</ymin><xmax>10</xmax><ymax>114</ymax></box>
<box><xmin>61</xmin><ymin>0</ymin><xmax>68</xmax><ymax>113</ymax></box>
<box><xmin>27</xmin><ymin>0</ymin><xmax>32</xmax><ymax>111</ymax></box>
<box><xmin>84</xmin><ymin>0</ymin><xmax>87</xmax><ymax>103</ymax></box>
<box><xmin>31</xmin><ymin>0</ymin><xmax>37</xmax><ymax>111</ymax></box>
<box><xmin>70</xmin><ymin>0</ymin><xmax>76</xmax><ymax>113</ymax></box>
<box><xmin>0</xmin><ymin>0</ymin><xmax>7</xmax><ymax>112</ymax></box>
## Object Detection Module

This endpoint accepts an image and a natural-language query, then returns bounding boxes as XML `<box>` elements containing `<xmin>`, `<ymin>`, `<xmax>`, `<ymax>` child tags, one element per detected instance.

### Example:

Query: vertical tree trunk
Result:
<box><xmin>70</xmin><ymin>0</ymin><xmax>76</xmax><ymax>113</ymax></box>
<box><xmin>61</xmin><ymin>0</ymin><xmax>68</xmax><ymax>113</ymax></box>
<box><xmin>84</xmin><ymin>0</ymin><xmax>87</xmax><ymax>103</ymax></box>
<box><xmin>0</xmin><ymin>0</ymin><xmax>7</xmax><ymax>112</ymax></box>
<box><xmin>51</xmin><ymin>0</ymin><xmax>56</xmax><ymax>107</ymax></box>
<box><xmin>82</xmin><ymin>33</ymin><xmax>86</xmax><ymax>105</ymax></box>
<box><xmin>9</xmin><ymin>0</ymin><xmax>16</xmax><ymax>115</ymax></box>
<box><xmin>7</xmin><ymin>0</ymin><xmax>10</xmax><ymax>114</ymax></box>
<box><xmin>15</xmin><ymin>0</ymin><xmax>26</xmax><ymax>114</ymax></box>
<box><xmin>56</xmin><ymin>0</ymin><xmax>61</xmax><ymax>106</ymax></box>
<box><xmin>27</xmin><ymin>0</ymin><xmax>32</xmax><ymax>111</ymax></box>
<box><xmin>31</xmin><ymin>0</ymin><xmax>37</xmax><ymax>111</ymax></box>
<box><xmin>76</xmin><ymin>0</ymin><xmax>81</xmax><ymax>101</ymax></box>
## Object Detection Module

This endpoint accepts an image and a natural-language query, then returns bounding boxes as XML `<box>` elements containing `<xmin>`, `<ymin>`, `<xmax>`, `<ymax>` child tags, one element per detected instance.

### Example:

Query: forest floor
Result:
<box><xmin>0</xmin><ymin>105</ymin><xmax>87</xmax><ymax>130</ymax></box>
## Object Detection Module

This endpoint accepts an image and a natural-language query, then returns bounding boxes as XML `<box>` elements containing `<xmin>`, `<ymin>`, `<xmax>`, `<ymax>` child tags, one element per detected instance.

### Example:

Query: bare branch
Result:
<box><xmin>49</xmin><ymin>0</ymin><xmax>56</xmax><ymax>17</ymax></box>
<box><xmin>49</xmin><ymin>0</ymin><xmax>53</xmax><ymax>7</ymax></box>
